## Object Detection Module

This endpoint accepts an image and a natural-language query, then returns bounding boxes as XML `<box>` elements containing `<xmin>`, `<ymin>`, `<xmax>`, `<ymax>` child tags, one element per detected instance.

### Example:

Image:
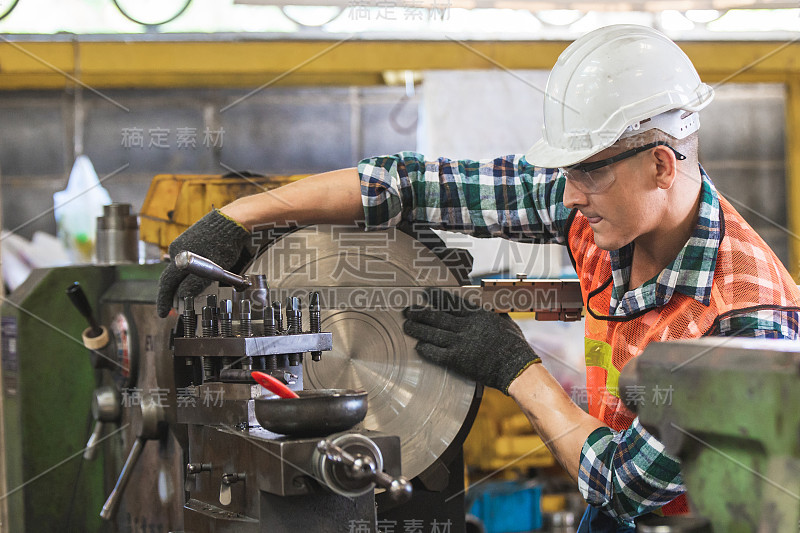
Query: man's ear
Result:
<box><xmin>652</xmin><ymin>145</ymin><xmax>677</xmax><ymax>190</ymax></box>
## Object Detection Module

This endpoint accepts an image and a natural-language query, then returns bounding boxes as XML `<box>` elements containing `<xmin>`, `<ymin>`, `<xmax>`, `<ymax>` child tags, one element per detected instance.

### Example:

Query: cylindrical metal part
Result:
<box><xmin>206</xmin><ymin>294</ymin><xmax>219</xmax><ymax>337</ymax></box>
<box><xmin>310</xmin><ymin>291</ymin><xmax>322</xmax><ymax>361</ymax></box>
<box><xmin>239</xmin><ymin>299</ymin><xmax>252</xmax><ymax>337</ymax></box>
<box><xmin>286</xmin><ymin>297</ymin><xmax>303</xmax><ymax>365</ymax></box>
<box><xmin>186</xmin><ymin>463</ymin><xmax>212</xmax><ymax>475</ymax></box>
<box><xmin>202</xmin><ymin>356</ymin><xmax>215</xmax><ymax>382</ymax></box>
<box><xmin>96</xmin><ymin>203</ymin><xmax>139</xmax><ymax>265</ymax></box>
<box><xmin>265</xmin><ymin>355</ymin><xmax>278</xmax><ymax>370</ymax></box>
<box><xmin>286</xmin><ymin>296</ymin><xmax>302</xmax><ymax>334</ymax></box>
<box><xmin>263</xmin><ymin>305</ymin><xmax>277</xmax><ymax>336</ymax></box>
<box><xmin>246</xmin><ymin>274</ymin><xmax>270</xmax><ymax>320</ymax></box>
<box><xmin>201</xmin><ymin>306</ymin><xmax>215</xmax><ymax>338</ymax></box>
<box><xmin>219</xmin><ymin>299</ymin><xmax>234</xmax><ymax>337</ymax></box>
<box><xmin>182</xmin><ymin>296</ymin><xmax>196</xmax><ymax>338</ymax></box>
<box><xmin>252</xmin><ymin>306</ymin><xmax>265</xmax><ymax>337</ymax></box>
<box><xmin>218</xmin><ymin>298</ymin><xmax>234</xmax><ymax>369</ymax></box>
<box><xmin>272</xmin><ymin>301</ymin><xmax>283</xmax><ymax>332</ymax></box>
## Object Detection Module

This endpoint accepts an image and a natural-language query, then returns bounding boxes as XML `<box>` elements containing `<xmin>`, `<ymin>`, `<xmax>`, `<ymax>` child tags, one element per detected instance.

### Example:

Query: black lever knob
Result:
<box><xmin>66</xmin><ymin>282</ymin><xmax>102</xmax><ymax>337</ymax></box>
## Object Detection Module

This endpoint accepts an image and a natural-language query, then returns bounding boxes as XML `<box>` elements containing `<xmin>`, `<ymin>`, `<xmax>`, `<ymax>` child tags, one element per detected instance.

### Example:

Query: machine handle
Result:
<box><xmin>317</xmin><ymin>440</ymin><xmax>412</xmax><ymax>503</ymax></box>
<box><xmin>84</xmin><ymin>422</ymin><xmax>105</xmax><ymax>461</ymax></box>
<box><xmin>174</xmin><ymin>251</ymin><xmax>252</xmax><ymax>292</ymax></box>
<box><xmin>66</xmin><ymin>282</ymin><xmax>103</xmax><ymax>337</ymax></box>
<box><xmin>100</xmin><ymin>393</ymin><xmax>163</xmax><ymax>520</ymax></box>
<box><xmin>85</xmin><ymin>386</ymin><xmax>122</xmax><ymax>461</ymax></box>
<box><xmin>100</xmin><ymin>437</ymin><xmax>145</xmax><ymax>520</ymax></box>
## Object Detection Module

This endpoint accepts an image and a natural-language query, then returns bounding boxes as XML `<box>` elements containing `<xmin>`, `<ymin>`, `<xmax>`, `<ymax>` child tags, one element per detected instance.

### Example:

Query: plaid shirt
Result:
<box><xmin>358</xmin><ymin>151</ymin><xmax>800</xmax><ymax>526</ymax></box>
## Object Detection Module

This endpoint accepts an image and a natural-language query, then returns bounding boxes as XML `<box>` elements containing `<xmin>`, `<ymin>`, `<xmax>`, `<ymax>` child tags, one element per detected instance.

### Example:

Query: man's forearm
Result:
<box><xmin>220</xmin><ymin>168</ymin><xmax>364</xmax><ymax>229</ymax></box>
<box><xmin>507</xmin><ymin>363</ymin><xmax>604</xmax><ymax>481</ymax></box>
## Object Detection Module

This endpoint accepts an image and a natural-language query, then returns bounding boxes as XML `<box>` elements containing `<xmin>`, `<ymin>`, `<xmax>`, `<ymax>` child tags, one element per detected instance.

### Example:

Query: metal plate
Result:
<box><xmin>247</xmin><ymin>225</ymin><xmax>479</xmax><ymax>480</ymax></box>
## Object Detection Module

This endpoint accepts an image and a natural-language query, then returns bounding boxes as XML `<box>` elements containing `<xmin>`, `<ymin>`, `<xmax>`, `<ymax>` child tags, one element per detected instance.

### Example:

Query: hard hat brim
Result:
<box><xmin>523</xmin><ymin>138</ymin><xmax>602</xmax><ymax>169</ymax></box>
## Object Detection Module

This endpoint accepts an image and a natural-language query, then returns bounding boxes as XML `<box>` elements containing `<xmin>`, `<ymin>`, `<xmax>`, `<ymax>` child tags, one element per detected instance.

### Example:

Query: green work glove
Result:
<box><xmin>156</xmin><ymin>209</ymin><xmax>251</xmax><ymax>318</ymax></box>
<box><xmin>403</xmin><ymin>297</ymin><xmax>542</xmax><ymax>395</ymax></box>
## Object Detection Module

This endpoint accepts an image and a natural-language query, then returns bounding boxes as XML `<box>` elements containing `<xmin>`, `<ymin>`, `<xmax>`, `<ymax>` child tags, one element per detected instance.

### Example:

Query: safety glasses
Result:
<box><xmin>560</xmin><ymin>141</ymin><xmax>686</xmax><ymax>194</ymax></box>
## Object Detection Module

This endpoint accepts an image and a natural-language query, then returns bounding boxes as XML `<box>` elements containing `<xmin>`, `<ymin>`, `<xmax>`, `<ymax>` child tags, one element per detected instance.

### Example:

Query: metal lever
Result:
<box><xmin>101</xmin><ymin>394</ymin><xmax>164</xmax><ymax>520</ymax></box>
<box><xmin>84</xmin><ymin>386</ymin><xmax>121</xmax><ymax>461</ymax></box>
<box><xmin>66</xmin><ymin>282</ymin><xmax>103</xmax><ymax>337</ymax></box>
<box><xmin>174</xmin><ymin>251</ymin><xmax>252</xmax><ymax>292</ymax></box>
<box><xmin>317</xmin><ymin>440</ymin><xmax>412</xmax><ymax>503</ymax></box>
<box><xmin>101</xmin><ymin>437</ymin><xmax>145</xmax><ymax>520</ymax></box>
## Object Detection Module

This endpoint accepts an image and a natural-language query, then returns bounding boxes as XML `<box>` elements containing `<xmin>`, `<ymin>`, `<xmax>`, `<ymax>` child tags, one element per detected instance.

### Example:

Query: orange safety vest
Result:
<box><xmin>566</xmin><ymin>194</ymin><xmax>800</xmax><ymax>516</ymax></box>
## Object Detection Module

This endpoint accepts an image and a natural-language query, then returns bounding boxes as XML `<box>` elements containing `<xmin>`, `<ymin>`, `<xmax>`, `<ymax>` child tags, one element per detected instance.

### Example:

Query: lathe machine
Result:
<box><xmin>1</xmin><ymin>223</ymin><xmax>582</xmax><ymax>533</ymax></box>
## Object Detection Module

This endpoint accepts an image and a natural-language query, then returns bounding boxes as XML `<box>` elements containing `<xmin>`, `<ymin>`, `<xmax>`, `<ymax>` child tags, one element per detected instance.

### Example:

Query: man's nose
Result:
<box><xmin>562</xmin><ymin>177</ymin><xmax>589</xmax><ymax>210</ymax></box>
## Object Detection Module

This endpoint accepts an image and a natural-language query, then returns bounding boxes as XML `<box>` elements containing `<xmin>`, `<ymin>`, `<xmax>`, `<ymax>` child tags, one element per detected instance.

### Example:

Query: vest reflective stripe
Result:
<box><xmin>567</xmin><ymin>194</ymin><xmax>800</xmax><ymax>517</ymax></box>
<box><xmin>585</xmin><ymin>338</ymin><xmax>619</xmax><ymax>396</ymax></box>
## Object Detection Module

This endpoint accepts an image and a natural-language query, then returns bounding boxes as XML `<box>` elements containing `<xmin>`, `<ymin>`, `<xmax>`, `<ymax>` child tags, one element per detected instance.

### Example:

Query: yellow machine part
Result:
<box><xmin>463</xmin><ymin>388</ymin><xmax>556</xmax><ymax>475</ymax></box>
<box><xmin>140</xmin><ymin>173</ymin><xmax>307</xmax><ymax>252</ymax></box>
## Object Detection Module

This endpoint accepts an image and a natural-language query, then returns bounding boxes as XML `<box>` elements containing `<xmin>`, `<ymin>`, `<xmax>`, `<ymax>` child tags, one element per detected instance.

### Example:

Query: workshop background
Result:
<box><xmin>1</xmin><ymin>1</ymin><xmax>799</xmax><ymax>533</ymax></box>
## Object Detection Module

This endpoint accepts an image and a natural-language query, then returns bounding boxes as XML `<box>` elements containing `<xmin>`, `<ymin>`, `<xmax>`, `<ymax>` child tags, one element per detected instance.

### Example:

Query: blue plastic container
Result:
<box><xmin>468</xmin><ymin>481</ymin><xmax>543</xmax><ymax>533</ymax></box>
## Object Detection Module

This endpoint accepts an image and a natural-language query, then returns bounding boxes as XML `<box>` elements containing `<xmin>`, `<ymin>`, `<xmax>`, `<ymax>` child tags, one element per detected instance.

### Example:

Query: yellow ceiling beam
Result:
<box><xmin>1</xmin><ymin>39</ymin><xmax>799</xmax><ymax>89</ymax></box>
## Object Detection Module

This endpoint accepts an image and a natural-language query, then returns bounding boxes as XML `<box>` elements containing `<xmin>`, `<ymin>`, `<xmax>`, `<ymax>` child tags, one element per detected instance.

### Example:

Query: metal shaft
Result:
<box><xmin>201</xmin><ymin>306</ymin><xmax>215</xmax><ymax>338</ymax></box>
<box><xmin>219</xmin><ymin>299</ymin><xmax>233</xmax><ymax>337</ymax></box>
<box><xmin>286</xmin><ymin>297</ymin><xmax>302</xmax><ymax>366</ymax></box>
<box><xmin>219</xmin><ymin>299</ymin><xmax>234</xmax><ymax>370</ymax></box>
<box><xmin>310</xmin><ymin>291</ymin><xmax>322</xmax><ymax>361</ymax></box>
<box><xmin>263</xmin><ymin>305</ymin><xmax>277</xmax><ymax>336</ymax></box>
<box><xmin>239</xmin><ymin>299</ymin><xmax>252</xmax><ymax>337</ymax></box>
<box><xmin>202</xmin><ymin>306</ymin><xmax>216</xmax><ymax>380</ymax></box>
<box><xmin>272</xmin><ymin>301</ymin><xmax>283</xmax><ymax>332</ymax></box>
<box><xmin>101</xmin><ymin>437</ymin><xmax>145</xmax><ymax>520</ymax></box>
<box><xmin>207</xmin><ymin>294</ymin><xmax>219</xmax><ymax>337</ymax></box>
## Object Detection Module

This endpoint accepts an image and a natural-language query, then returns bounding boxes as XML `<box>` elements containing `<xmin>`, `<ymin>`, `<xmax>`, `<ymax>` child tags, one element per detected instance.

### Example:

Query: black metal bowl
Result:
<box><xmin>253</xmin><ymin>389</ymin><xmax>368</xmax><ymax>437</ymax></box>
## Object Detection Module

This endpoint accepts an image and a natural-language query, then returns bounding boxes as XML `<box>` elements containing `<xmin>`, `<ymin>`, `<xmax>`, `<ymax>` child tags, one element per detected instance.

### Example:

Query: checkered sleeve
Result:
<box><xmin>577</xmin><ymin>418</ymin><xmax>686</xmax><ymax>526</ymax></box>
<box><xmin>714</xmin><ymin>308</ymin><xmax>800</xmax><ymax>339</ymax></box>
<box><xmin>357</xmin><ymin>151</ymin><xmax>571</xmax><ymax>243</ymax></box>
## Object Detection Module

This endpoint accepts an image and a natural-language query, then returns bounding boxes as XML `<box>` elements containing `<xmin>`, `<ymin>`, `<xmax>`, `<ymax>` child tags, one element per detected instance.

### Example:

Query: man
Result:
<box><xmin>157</xmin><ymin>25</ymin><xmax>800</xmax><ymax>531</ymax></box>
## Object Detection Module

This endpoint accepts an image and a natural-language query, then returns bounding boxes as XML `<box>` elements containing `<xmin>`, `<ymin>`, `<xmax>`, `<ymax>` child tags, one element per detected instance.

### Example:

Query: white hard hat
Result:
<box><xmin>525</xmin><ymin>24</ymin><xmax>714</xmax><ymax>168</ymax></box>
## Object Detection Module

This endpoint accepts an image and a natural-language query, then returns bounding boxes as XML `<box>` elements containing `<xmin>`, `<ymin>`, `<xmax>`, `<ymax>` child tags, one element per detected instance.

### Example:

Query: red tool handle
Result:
<box><xmin>251</xmin><ymin>371</ymin><xmax>300</xmax><ymax>399</ymax></box>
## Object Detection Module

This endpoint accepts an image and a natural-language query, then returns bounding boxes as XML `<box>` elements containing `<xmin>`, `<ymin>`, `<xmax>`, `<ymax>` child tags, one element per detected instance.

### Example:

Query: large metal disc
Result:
<box><xmin>248</xmin><ymin>225</ymin><xmax>479</xmax><ymax>480</ymax></box>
